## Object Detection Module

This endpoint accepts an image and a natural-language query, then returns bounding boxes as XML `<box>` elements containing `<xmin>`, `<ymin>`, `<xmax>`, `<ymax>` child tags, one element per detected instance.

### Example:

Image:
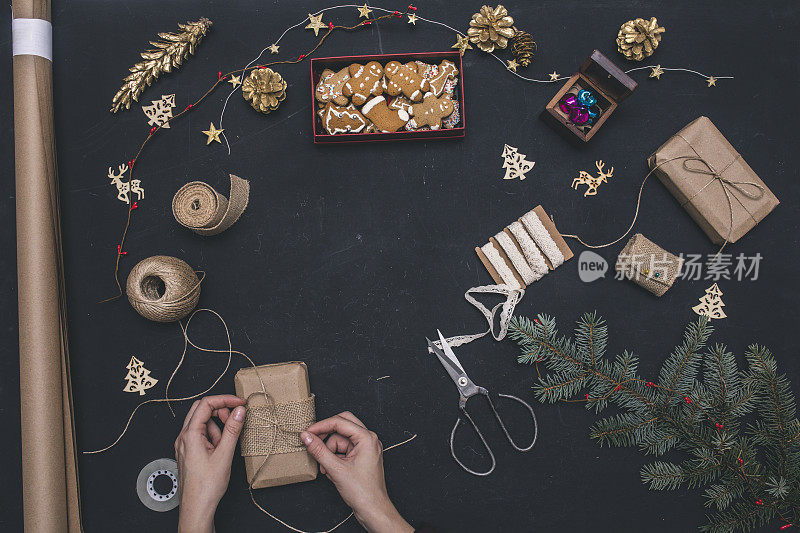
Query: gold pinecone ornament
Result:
<box><xmin>242</xmin><ymin>68</ymin><xmax>287</xmax><ymax>114</ymax></box>
<box><xmin>510</xmin><ymin>29</ymin><xmax>536</xmax><ymax>67</ymax></box>
<box><xmin>616</xmin><ymin>17</ymin><xmax>665</xmax><ymax>61</ymax></box>
<box><xmin>468</xmin><ymin>5</ymin><xmax>516</xmax><ymax>53</ymax></box>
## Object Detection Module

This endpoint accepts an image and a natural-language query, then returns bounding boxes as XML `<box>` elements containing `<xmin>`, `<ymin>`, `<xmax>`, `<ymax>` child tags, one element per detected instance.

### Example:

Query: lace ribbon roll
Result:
<box><xmin>172</xmin><ymin>174</ymin><xmax>250</xmax><ymax>235</ymax></box>
<box><xmin>507</xmin><ymin>221</ymin><xmax>549</xmax><ymax>281</ymax></box>
<box><xmin>480</xmin><ymin>243</ymin><xmax>522</xmax><ymax>290</ymax></box>
<box><xmin>493</xmin><ymin>231</ymin><xmax>536</xmax><ymax>285</ymax></box>
<box><xmin>126</xmin><ymin>256</ymin><xmax>201</xmax><ymax>322</ymax></box>
<box><xmin>521</xmin><ymin>209</ymin><xmax>564</xmax><ymax>268</ymax></box>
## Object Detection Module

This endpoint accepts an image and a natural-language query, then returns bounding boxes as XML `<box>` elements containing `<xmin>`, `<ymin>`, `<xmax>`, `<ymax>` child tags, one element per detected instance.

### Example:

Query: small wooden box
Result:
<box><xmin>542</xmin><ymin>50</ymin><xmax>637</xmax><ymax>143</ymax></box>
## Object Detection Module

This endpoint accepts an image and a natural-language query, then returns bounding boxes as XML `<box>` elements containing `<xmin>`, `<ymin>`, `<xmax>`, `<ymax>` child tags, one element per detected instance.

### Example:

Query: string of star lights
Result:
<box><xmin>103</xmin><ymin>3</ymin><xmax>734</xmax><ymax>298</ymax></box>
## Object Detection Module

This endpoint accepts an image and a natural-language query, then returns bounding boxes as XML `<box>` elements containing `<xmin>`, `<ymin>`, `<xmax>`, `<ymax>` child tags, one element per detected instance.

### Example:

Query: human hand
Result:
<box><xmin>301</xmin><ymin>412</ymin><xmax>413</xmax><ymax>533</ymax></box>
<box><xmin>175</xmin><ymin>395</ymin><xmax>247</xmax><ymax>533</ymax></box>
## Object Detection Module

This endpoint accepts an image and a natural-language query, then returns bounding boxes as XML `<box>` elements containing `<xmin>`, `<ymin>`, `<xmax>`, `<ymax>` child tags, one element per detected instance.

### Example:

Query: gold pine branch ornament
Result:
<box><xmin>110</xmin><ymin>18</ymin><xmax>213</xmax><ymax>113</ymax></box>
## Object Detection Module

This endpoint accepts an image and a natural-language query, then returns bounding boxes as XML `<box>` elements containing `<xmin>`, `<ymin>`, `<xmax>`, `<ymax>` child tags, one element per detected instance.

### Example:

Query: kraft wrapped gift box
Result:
<box><xmin>647</xmin><ymin>116</ymin><xmax>779</xmax><ymax>245</ymax></box>
<box><xmin>234</xmin><ymin>362</ymin><xmax>318</xmax><ymax>489</ymax></box>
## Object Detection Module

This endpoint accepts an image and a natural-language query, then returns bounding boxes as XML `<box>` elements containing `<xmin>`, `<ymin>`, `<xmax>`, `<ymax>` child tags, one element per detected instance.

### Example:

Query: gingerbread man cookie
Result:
<box><xmin>408</xmin><ymin>92</ymin><xmax>454</xmax><ymax>130</ymax></box>
<box><xmin>383</xmin><ymin>61</ymin><xmax>429</xmax><ymax>102</ymax></box>
<box><xmin>315</xmin><ymin>67</ymin><xmax>351</xmax><ymax>106</ymax></box>
<box><xmin>427</xmin><ymin>60</ymin><xmax>459</xmax><ymax>96</ymax></box>
<box><xmin>318</xmin><ymin>102</ymin><xmax>367</xmax><ymax>135</ymax></box>
<box><xmin>362</xmin><ymin>95</ymin><xmax>409</xmax><ymax>133</ymax></box>
<box><xmin>342</xmin><ymin>62</ymin><xmax>384</xmax><ymax>106</ymax></box>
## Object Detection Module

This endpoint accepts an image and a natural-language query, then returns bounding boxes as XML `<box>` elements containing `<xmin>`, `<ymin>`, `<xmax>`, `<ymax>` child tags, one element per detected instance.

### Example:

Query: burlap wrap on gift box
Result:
<box><xmin>648</xmin><ymin>116</ymin><xmax>779</xmax><ymax>245</ymax></box>
<box><xmin>234</xmin><ymin>362</ymin><xmax>318</xmax><ymax>489</ymax></box>
<box><xmin>615</xmin><ymin>233</ymin><xmax>683</xmax><ymax>297</ymax></box>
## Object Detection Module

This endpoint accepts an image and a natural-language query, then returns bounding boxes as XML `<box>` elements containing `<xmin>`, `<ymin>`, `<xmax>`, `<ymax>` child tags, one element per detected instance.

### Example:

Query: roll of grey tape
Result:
<box><xmin>136</xmin><ymin>458</ymin><xmax>180</xmax><ymax>512</ymax></box>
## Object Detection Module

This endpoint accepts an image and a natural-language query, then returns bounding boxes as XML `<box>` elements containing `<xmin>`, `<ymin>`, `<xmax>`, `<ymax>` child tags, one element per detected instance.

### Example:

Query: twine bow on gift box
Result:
<box><xmin>240</xmin><ymin>393</ymin><xmax>316</xmax><ymax>457</ymax></box>
<box><xmin>679</xmin><ymin>155</ymin><xmax>765</xmax><ymax>252</ymax></box>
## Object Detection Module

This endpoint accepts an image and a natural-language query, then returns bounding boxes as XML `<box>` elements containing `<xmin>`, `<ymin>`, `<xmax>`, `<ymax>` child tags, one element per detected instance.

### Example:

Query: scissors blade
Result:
<box><xmin>426</xmin><ymin>336</ymin><xmax>465</xmax><ymax>389</ymax></box>
<box><xmin>437</xmin><ymin>330</ymin><xmax>466</xmax><ymax>374</ymax></box>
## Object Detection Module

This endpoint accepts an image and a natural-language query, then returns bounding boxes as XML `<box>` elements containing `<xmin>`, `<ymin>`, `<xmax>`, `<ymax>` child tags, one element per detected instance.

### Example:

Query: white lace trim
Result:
<box><xmin>521</xmin><ymin>210</ymin><xmax>564</xmax><ymax>269</ymax></box>
<box><xmin>507</xmin><ymin>222</ymin><xmax>548</xmax><ymax>281</ymax></box>
<box><xmin>494</xmin><ymin>231</ymin><xmax>535</xmax><ymax>285</ymax></box>
<box><xmin>428</xmin><ymin>284</ymin><xmax>525</xmax><ymax>352</ymax></box>
<box><xmin>481</xmin><ymin>243</ymin><xmax>522</xmax><ymax>290</ymax></box>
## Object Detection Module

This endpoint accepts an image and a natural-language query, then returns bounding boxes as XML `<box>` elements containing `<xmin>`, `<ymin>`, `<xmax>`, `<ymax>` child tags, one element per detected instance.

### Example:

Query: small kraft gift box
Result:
<box><xmin>234</xmin><ymin>362</ymin><xmax>317</xmax><ymax>489</ymax></box>
<box><xmin>648</xmin><ymin>116</ymin><xmax>780</xmax><ymax>245</ymax></box>
<box><xmin>542</xmin><ymin>50</ymin><xmax>637</xmax><ymax>143</ymax></box>
<box><xmin>615</xmin><ymin>234</ymin><xmax>684</xmax><ymax>297</ymax></box>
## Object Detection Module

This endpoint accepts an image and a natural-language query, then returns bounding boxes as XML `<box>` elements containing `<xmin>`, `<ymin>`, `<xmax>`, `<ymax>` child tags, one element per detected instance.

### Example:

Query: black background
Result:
<box><xmin>3</xmin><ymin>1</ymin><xmax>799</xmax><ymax>531</ymax></box>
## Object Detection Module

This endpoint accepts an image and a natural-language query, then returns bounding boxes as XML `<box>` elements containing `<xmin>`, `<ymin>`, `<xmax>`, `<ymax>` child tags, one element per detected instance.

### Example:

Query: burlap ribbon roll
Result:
<box><xmin>172</xmin><ymin>174</ymin><xmax>249</xmax><ymax>235</ymax></box>
<box><xmin>240</xmin><ymin>394</ymin><xmax>316</xmax><ymax>457</ymax></box>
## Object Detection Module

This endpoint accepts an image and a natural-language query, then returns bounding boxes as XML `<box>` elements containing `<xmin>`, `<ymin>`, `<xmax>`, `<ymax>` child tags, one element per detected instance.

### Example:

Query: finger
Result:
<box><xmin>188</xmin><ymin>396</ymin><xmax>246</xmax><ymax>432</ymax></box>
<box><xmin>301</xmin><ymin>431</ymin><xmax>342</xmax><ymax>474</ymax></box>
<box><xmin>324</xmin><ymin>434</ymin><xmax>354</xmax><ymax>455</ymax></box>
<box><xmin>305</xmin><ymin>416</ymin><xmax>371</xmax><ymax>444</ymax></box>
<box><xmin>337</xmin><ymin>411</ymin><xmax>366</xmax><ymax>428</ymax></box>
<box><xmin>215</xmin><ymin>408</ymin><xmax>231</xmax><ymax>424</ymax></box>
<box><xmin>214</xmin><ymin>405</ymin><xmax>246</xmax><ymax>464</ymax></box>
<box><xmin>182</xmin><ymin>400</ymin><xmax>201</xmax><ymax>430</ymax></box>
<box><xmin>207</xmin><ymin>419</ymin><xmax>222</xmax><ymax>447</ymax></box>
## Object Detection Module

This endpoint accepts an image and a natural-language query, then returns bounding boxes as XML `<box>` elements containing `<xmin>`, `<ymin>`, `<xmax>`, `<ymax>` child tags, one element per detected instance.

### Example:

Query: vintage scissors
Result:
<box><xmin>427</xmin><ymin>330</ymin><xmax>538</xmax><ymax>476</ymax></box>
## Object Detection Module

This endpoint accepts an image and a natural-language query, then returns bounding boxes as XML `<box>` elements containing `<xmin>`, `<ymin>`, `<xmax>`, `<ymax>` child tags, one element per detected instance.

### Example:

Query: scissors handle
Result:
<box><xmin>449</xmin><ymin>406</ymin><xmax>496</xmax><ymax>477</ymax></box>
<box><xmin>449</xmin><ymin>391</ymin><xmax>539</xmax><ymax>476</ymax></box>
<box><xmin>492</xmin><ymin>393</ymin><xmax>538</xmax><ymax>452</ymax></box>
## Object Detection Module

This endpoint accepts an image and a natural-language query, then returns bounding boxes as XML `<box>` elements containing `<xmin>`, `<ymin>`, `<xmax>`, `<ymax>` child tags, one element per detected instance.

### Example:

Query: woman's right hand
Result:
<box><xmin>301</xmin><ymin>412</ymin><xmax>413</xmax><ymax>533</ymax></box>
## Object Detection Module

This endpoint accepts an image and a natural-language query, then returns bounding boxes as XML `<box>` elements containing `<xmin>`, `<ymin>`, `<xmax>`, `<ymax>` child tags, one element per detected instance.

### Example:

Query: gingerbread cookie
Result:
<box><xmin>315</xmin><ymin>67</ymin><xmax>351</xmax><ymax>106</ymax></box>
<box><xmin>383</xmin><ymin>61</ymin><xmax>429</xmax><ymax>102</ymax></box>
<box><xmin>427</xmin><ymin>60</ymin><xmax>458</xmax><ymax>96</ymax></box>
<box><xmin>362</xmin><ymin>95</ymin><xmax>409</xmax><ymax>133</ymax></box>
<box><xmin>408</xmin><ymin>92</ymin><xmax>454</xmax><ymax>130</ymax></box>
<box><xmin>388</xmin><ymin>96</ymin><xmax>414</xmax><ymax>116</ymax></box>
<box><xmin>318</xmin><ymin>102</ymin><xmax>368</xmax><ymax>135</ymax></box>
<box><xmin>342</xmin><ymin>62</ymin><xmax>384</xmax><ymax>106</ymax></box>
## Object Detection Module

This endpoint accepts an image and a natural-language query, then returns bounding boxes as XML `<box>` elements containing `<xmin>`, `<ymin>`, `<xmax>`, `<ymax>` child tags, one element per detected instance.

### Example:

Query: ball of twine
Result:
<box><xmin>126</xmin><ymin>256</ymin><xmax>202</xmax><ymax>322</ymax></box>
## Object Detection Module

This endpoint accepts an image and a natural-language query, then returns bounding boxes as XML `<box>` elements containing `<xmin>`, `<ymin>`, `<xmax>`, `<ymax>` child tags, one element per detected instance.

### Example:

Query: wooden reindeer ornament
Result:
<box><xmin>572</xmin><ymin>160</ymin><xmax>613</xmax><ymax>197</ymax></box>
<box><xmin>108</xmin><ymin>163</ymin><xmax>144</xmax><ymax>204</ymax></box>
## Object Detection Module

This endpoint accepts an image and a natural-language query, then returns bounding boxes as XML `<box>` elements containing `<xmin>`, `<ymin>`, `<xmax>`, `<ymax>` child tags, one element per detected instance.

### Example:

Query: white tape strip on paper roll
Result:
<box><xmin>480</xmin><ymin>243</ymin><xmax>521</xmax><ymax>290</ymax></box>
<box><xmin>12</xmin><ymin>18</ymin><xmax>53</xmax><ymax>61</ymax></box>
<box><xmin>507</xmin><ymin>221</ymin><xmax>549</xmax><ymax>281</ymax></box>
<box><xmin>493</xmin><ymin>231</ymin><xmax>536</xmax><ymax>285</ymax></box>
<box><xmin>521</xmin><ymin>210</ymin><xmax>564</xmax><ymax>269</ymax></box>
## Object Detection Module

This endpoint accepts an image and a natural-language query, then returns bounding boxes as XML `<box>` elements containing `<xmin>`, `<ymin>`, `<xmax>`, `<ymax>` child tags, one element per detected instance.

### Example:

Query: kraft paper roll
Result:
<box><xmin>13</xmin><ymin>0</ymin><xmax>82</xmax><ymax>530</ymax></box>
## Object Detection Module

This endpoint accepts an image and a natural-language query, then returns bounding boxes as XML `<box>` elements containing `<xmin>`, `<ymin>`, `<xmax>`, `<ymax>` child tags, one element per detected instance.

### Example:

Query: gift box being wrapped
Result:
<box><xmin>648</xmin><ymin>116</ymin><xmax>779</xmax><ymax>245</ymax></box>
<box><xmin>234</xmin><ymin>362</ymin><xmax>317</xmax><ymax>489</ymax></box>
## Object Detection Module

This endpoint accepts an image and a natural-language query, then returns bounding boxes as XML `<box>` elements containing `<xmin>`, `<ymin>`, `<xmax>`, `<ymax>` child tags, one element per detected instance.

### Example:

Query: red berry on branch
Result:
<box><xmin>646</xmin><ymin>381</ymin><xmax>654</xmax><ymax>387</ymax></box>
<box><xmin>755</xmin><ymin>499</ymin><xmax>763</xmax><ymax>505</ymax></box>
<box><xmin>408</xmin><ymin>4</ymin><xmax>417</xmax><ymax>11</ymax></box>
<box><xmin>149</xmin><ymin>127</ymin><xmax>157</xmax><ymax>134</ymax></box>
<box><xmin>615</xmin><ymin>385</ymin><xmax>621</xmax><ymax>391</ymax></box>
<box><xmin>218</xmin><ymin>70</ymin><xmax>222</xmax><ymax>79</ymax></box>
<box><xmin>685</xmin><ymin>397</ymin><xmax>692</xmax><ymax>404</ymax></box>
<box><xmin>585</xmin><ymin>393</ymin><xmax>590</xmax><ymax>400</ymax></box>
<box><xmin>117</xmin><ymin>245</ymin><xmax>127</xmax><ymax>256</ymax></box>
<box><xmin>131</xmin><ymin>202</ymin><xmax>138</xmax><ymax>210</ymax></box>
<box><xmin>738</xmin><ymin>458</ymin><xmax>744</xmax><ymax>466</ymax></box>
<box><xmin>328</xmin><ymin>22</ymin><xmax>334</xmax><ymax>29</ymax></box>
<box><xmin>780</xmin><ymin>524</ymin><xmax>793</xmax><ymax>530</ymax></box>
<box><xmin>299</xmin><ymin>54</ymin><xmax>306</xmax><ymax>60</ymax></box>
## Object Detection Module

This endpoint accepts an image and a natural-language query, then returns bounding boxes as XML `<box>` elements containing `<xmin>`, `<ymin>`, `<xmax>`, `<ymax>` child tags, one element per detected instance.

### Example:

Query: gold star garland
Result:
<box><xmin>103</xmin><ymin>4</ymin><xmax>733</xmax><ymax>299</ymax></box>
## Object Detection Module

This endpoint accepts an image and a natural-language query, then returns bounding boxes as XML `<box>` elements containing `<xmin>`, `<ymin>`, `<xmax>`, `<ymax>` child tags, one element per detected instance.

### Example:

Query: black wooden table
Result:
<box><xmin>3</xmin><ymin>1</ymin><xmax>798</xmax><ymax>531</ymax></box>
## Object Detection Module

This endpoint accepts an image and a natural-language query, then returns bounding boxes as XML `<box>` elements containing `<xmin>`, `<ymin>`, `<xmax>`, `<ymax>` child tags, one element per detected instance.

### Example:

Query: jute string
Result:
<box><xmin>125</xmin><ymin>255</ymin><xmax>204</xmax><ymax>322</ymax></box>
<box><xmin>172</xmin><ymin>174</ymin><xmax>250</xmax><ymax>236</ymax></box>
<box><xmin>560</xmin><ymin>153</ymin><xmax>765</xmax><ymax>258</ymax></box>
<box><xmin>83</xmin><ymin>307</ymin><xmax>417</xmax><ymax>532</ymax></box>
